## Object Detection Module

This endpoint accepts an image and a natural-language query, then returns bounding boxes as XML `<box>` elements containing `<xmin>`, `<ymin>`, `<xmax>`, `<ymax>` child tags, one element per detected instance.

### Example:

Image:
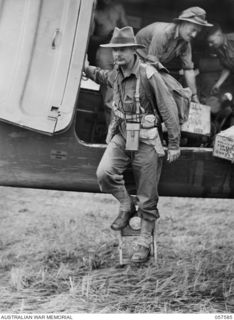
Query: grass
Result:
<box><xmin>0</xmin><ymin>186</ymin><xmax>233</xmax><ymax>313</ymax></box>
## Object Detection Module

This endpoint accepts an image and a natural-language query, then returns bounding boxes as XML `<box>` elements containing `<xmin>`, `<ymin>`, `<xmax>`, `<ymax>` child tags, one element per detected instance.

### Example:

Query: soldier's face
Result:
<box><xmin>112</xmin><ymin>47</ymin><xmax>135</xmax><ymax>66</ymax></box>
<box><xmin>179</xmin><ymin>22</ymin><xmax>202</xmax><ymax>42</ymax></box>
<box><xmin>208</xmin><ymin>31</ymin><xmax>224</xmax><ymax>49</ymax></box>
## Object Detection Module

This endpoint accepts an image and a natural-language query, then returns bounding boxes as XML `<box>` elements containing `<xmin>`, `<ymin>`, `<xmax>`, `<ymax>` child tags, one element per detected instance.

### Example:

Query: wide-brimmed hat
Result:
<box><xmin>174</xmin><ymin>7</ymin><xmax>213</xmax><ymax>27</ymax></box>
<box><xmin>100</xmin><ymin>26</ymin><xmax>145</xmax><ymax>48</ymax></box>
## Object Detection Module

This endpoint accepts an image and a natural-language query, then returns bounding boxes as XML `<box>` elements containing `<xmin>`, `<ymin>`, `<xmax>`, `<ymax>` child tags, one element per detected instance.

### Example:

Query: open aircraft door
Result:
<box><xmin>0</xmin><ymin>0</ymin><xmax>94</xmax><ymax>134</ymax></box>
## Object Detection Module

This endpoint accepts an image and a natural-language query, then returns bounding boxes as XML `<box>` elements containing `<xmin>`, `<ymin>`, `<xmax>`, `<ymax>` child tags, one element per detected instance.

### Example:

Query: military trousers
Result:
<box><xmin>96</xmin><ymin>133</ymin><xmax>163</xmax><ymax>221</ymax></box>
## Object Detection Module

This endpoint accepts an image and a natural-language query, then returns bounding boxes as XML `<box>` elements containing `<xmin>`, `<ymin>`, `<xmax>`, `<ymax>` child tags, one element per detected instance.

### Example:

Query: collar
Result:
<box><xmin>163</xmin><ymin>22</ymin><xmax>179</xmax><ymax>40</ymax></box>
<box><xmin>119</xmin><ymin>55</ymin><xmax>141</xmax><ymax>79</ymax></box>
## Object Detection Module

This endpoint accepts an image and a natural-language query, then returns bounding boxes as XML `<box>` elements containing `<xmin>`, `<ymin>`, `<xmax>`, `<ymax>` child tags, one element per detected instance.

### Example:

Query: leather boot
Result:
<box><xmin>131</xmin><ymin>219</ymin><xmax>155</xmax><ymax>263</ymax></box>
<box><xmin>111</xmin><ymin>202</ymin><xmax>136</xmax><ymax>230</ymax></box>
<box><xmin>111</xmin><ymin>189</ymin><xmax>135</xmax><ymax>231</ymax></box>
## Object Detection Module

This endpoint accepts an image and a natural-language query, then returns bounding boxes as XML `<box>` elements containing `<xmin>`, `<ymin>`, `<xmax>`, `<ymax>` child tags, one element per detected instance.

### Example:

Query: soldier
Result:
<box><xmin>136</xmin><ymin>7</ymin><xmax>213</xmax><ymax>103</ymax></box>
<box><xmin>207</xmin><ymin>24</ymin><xmax>234</xmax><ymax>95</ymax></box>
<box><xmin>84</xmin><ymin>27</ymin><xmax>180</xmax><ymax>263</ymax></box>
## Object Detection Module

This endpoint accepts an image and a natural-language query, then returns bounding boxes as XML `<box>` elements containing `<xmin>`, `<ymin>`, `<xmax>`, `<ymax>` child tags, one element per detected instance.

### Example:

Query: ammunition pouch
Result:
<box><xmin>139</xmin><ymin>127</ymin><xmax>157</xmax><ymax>140</ymax></box>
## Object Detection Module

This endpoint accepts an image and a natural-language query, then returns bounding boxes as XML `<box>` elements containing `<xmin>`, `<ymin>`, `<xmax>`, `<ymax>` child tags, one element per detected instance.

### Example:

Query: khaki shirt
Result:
<box><xmin>85</xmin><ymin>57</ymin><xmax>180</xmax><ymax>150</ymax></box>
<box><xmin>136</xmin><ymin>22</ymin><xmax>194</xmax><ymax>70</ymax></box>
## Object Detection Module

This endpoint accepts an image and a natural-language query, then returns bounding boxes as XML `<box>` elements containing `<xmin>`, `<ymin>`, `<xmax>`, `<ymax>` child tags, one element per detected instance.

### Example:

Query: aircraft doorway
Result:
<box><xmin>75</xmin><ymin>86</ymin><xmax>108</xmax><ymax>144</ymax></box>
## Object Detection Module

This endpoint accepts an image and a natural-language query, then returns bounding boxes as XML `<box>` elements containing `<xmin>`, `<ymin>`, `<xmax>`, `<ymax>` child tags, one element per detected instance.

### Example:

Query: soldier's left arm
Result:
<box><xmin>148</xmin><ymin>70</ymin><xmax>181</xmax><ymax>153</ymax></box>
<box><xmin>181</xmin><ymin>43</ymin><xmax>199</xmax><ymax>102</ymax></box>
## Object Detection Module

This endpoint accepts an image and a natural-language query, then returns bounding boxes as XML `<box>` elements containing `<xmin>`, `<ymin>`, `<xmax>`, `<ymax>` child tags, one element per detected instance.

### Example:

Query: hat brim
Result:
<box><xmin>174</xmin><ymin>17</ymin><xmax>213</xmax><ymax>27</ymax></box>
<box><xmin>100</xmin><ymin>43</ymin><xmax>145</xmax><ymax>48</ymax></box>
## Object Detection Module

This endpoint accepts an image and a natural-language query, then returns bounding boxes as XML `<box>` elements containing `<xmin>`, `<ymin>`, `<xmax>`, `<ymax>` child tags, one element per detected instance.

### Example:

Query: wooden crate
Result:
<box><xmin>213</xmin><ymin>126</ymin><xmax>234</xmax><ymax>162</ymax></box>
<box><xmin>181</xmin><ymin>102</ymin><xmax>211</xmax><ymax>136</ymax></box>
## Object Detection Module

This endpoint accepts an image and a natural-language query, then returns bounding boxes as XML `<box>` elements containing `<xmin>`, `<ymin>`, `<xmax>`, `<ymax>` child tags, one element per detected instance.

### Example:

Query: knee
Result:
<box><xmin>96</xmin><ymin>162</ymin><xmax>113</xmax><ymax>185</ymax></box>
<box><xmin>96</xmin><ymin>165</ymin><xmax>106</xmax><ymax>185</ymax></box>
<box><xmin>96</xmin><ymin>165</ymin><xmax>123</xmax><ymax>189</ymax></box>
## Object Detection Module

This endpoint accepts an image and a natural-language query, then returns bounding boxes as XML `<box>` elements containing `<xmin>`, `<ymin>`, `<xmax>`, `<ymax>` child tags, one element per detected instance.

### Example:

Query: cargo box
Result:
<box><xmin>181</xmin><ymin>102</ymin><xmax>211</xmax><ymax>136</ymax></box>
<box><xmin>213</xmin><ymin>126</ymin><xmax>234</xmax><ymax>162</ymax></box>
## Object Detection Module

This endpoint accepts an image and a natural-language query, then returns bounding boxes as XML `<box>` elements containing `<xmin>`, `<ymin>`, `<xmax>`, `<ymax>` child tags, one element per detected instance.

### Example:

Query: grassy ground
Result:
<box><xmin>0</xmin><ymin>186</ymin><xmax>233</xmax><ymax>313</ymax></box>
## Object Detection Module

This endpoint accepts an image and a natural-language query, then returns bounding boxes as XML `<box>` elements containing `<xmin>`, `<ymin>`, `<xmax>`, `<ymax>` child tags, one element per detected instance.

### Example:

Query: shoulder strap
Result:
<box><xmin>135</xmin><ymin>77</ymin><xmax>141</xmax><ymax>114</ymax></box>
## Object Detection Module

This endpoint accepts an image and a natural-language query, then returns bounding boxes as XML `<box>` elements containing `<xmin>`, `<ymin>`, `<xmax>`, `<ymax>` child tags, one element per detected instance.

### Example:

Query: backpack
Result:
<box><xmin>139</xmin><ymin>62</ymin><xmax>192</xmax><ymax>125</ymax></box>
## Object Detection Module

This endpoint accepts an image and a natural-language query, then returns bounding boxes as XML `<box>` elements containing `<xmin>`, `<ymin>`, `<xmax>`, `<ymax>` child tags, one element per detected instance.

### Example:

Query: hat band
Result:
<box><xmin>190</xmin><ymin>16</ymin><xmax>207</xmax><ymax>24</ymax></box>
<box><xmin>179</xmin><ymin>14</ymin><xmax>208</xmax><ymax>24</ymax></box>
<box><xmin>182</xmin><ymin>13</ymin><xmax>206</xmax><ymax>20</ymax></box>
<box><xmin>111</xmin><ymin>37</ymin><xmax>136</xmax><ymax>44</ymax></box>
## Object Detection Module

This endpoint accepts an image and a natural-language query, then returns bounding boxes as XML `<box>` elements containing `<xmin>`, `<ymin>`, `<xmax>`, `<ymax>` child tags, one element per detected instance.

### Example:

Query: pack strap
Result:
<box><xmin>139</xmin><ymin>64</ymin><xmax>159</xmax><ymax>119</ymax></box>
<box><xmin>135</xmin><ymin>77</ymin><xmax>140</xmax><ymax>115</ymax></box>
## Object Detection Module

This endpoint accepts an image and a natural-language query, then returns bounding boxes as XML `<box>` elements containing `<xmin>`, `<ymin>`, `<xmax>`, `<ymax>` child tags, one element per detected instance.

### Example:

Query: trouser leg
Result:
<box><xmin>132</xmin><ymin>142</ymin><xmax>163</xmax><ymax>222</ymax></box>
<box><xmin>96</xmin><ymin>134</ymin><xmax>132</xmax><ymax>210</ymax></box>
<box><xmin>131</xmin><ymin>218</ymin><xmax>155</xmax><ymax>262</ymax></box>
<box><xmin>131</xmin><ymin>142</ymin><xmax>163</xmax><ymax>262</ymax></box>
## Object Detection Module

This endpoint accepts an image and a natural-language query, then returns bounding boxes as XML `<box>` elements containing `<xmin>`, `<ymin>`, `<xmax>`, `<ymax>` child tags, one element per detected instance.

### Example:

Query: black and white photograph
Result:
<box><xmin>0</xmin><ymin>0</ymin><xmax>234</xmax><ymax>316</ymax></box>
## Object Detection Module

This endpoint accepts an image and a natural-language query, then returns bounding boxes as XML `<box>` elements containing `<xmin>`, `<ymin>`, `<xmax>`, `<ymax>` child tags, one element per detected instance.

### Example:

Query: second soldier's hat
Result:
<box><xmin>174</xmin><ymin>7</ymin><xmax>213</xmax><ymax>27</ymax></box>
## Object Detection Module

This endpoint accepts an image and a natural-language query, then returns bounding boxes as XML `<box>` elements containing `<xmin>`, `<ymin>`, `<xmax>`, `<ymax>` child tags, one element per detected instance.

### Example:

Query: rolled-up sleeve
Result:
<box><xmin>149</xmin><ymin>71</ymin><xmax>180</xmax><ymax>150</ymax></box>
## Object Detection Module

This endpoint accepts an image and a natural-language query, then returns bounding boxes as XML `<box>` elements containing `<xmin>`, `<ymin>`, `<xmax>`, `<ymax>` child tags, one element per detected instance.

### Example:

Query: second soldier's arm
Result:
<box><xmin>210</xmin><ymin>68</ymin><xmax>230</xmax><ymax>95</ymax></box>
